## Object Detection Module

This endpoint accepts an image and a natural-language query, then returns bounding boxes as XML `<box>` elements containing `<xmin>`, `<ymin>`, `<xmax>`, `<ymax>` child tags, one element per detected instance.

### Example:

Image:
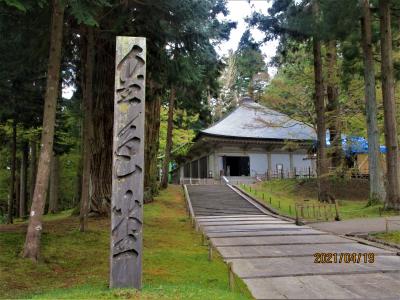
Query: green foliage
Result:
<box><xmin>0</xmin><ymin>0</ymin><xmax>47</xmax><ymax>11</ymax></box>
<box><xmin>235</xmin><ymin>30</ymin><xmax>268</xmax><ymax>99</ymax></box>
<box><xmin>1</xmin><ymin>0</ymin><xmax>26</xmax><ymax>11</ymax></box>
<box><xmin>0</xmin><ymin>2</ymin><xmax>49</xmax><ymax>221</ymax></box>
<box><xmin>216</xmin><ymin>30</ymin><xmax>268</xmax><ymax>118</ymax></box>
<box><xmin>262</xmin><ymin>40</ymin><xmax>372</xmax><ymax>137</ymax></box>
<box><xmin>159</xmin><ymin>0</ymin><xmax>235</xmax><ymax>127</ymax></box>
<box><xmin>54</xmin><ymin>96</ymin><xmax>81</xmax><ymax>156</ymax></box>
<box><xmin>58</xmin><ymin>151</ymin><xmax>80</xmax><ymax>209</ymax></box>
<box><xmin>0</xmin><ymin>2</ymin><xmax>48</xmax><ymax>128</ymax></box>
<box><xmin>67</xmin><ymin>0</ymin><xmax>111</xmax><ymax>26</ymax></box>
<box><xmin>159</xmin><ymin>108</ymin><xmax>197</xmax><ymax>158</ymax></box>
<box><xmin>250</xmin><ymin>0</ymin><xmax>400</xmax><ymax>142</ymax></box>
<box><xmin>250</xmin><ymin>0</ymin><xmax>360</xmax><ymax>43</ymax></box>
<box><xmin>261</xmin><ymin>42</ymin><xmax>315</xmax><ymax>125</ymax></box>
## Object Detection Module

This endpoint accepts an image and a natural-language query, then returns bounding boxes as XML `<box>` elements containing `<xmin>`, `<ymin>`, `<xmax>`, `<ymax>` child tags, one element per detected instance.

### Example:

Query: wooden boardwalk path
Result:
<box><xmin>186</xmin><ymin>184</ymin><xmax>400</xmax><ymax>299</ymax></box>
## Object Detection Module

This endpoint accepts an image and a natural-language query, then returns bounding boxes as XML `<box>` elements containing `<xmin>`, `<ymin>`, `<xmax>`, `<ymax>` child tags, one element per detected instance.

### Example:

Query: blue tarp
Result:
<box><xmin>326</xmin><ymin>133</ymin><xmax>386</xmax><ymax>156</ymax></box>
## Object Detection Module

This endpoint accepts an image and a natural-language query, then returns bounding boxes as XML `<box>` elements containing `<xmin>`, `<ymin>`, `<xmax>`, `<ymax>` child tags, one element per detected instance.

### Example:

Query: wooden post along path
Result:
<box><xmin>110</xmin><ymin>36</ymin><xmax>146</xmax><ymax>289</ymax></box>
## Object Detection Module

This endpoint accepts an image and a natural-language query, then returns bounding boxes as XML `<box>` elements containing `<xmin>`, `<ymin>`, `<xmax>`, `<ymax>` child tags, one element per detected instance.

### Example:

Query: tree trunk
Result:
<box><xmin>73</xmin><ymin>29</ymin><xmax>84</xmax><ymax>210</ymax></box>
<box><xmin>361</xmin><ymin>0</ymin><xmax>386</xmax><ymax>203</ymax></box>
<box><xmin>29</xmin><ymin>139</ymin><xmax>37</xmax><ymax>208</ymax></box>
<box><xmin>312</xmin><ymin>0</ymin><xmax>330</xmax><ymax>202</ymax></box>
<box><xmin>19</xmin><ymin>142</ymin><xmax>28</xmax><ymax>218</ymax></box>
<box><xmin>89</xmin><ymin>33</ymin><xmax>114</xmax><ymax>215</ymax></box>
<box><xmin>23</xmin><ymin>0</ymin><xmax>64</xmax><ymax>261</ymax></box>
<box><xmin>80</xmin><ymin>26</ymin><xmax>94</xmax><ymax>231</ymax></box>
<box><xmin>74</xmin><ymin>154</ymin><xmax>83</xmax><ymax>207</ymax></box>
<box><xmin>144</xmin><ymin>89</ymin><xmax>161</xmax><ymax>202</ymax></box>
<box><xmin>48</xmin><ymin>153</ymin><xmax>59</xmax><ymax>214</ymax></box>
<box><xmin>325</xmin><ymin>40</ymin><xmax>342</xmax><ymax>168</ymax></box>
<box><xmin>379</xmin><ymin>0</ymin><xmax>400</xmax><ymax>209</ymax></box>
<box><xmin>7</xmin><ymin>121</ymin><xmax>17</xmax><ymax>224</ymax></box>
<box><xmin>73</xmin><ymin>138</ymin><xmax>83</xmax><ymax>209</ymax></box>
<box><xmin>161</xmin><ymin>88</ymin><xmax>176</xmax><ymax>189</ymax></box>
<box><xmin>44</xmin><ymin>156</ymin><xmax>52</xmax><ymax>215</ymax></box>
<box><xmin>15</xmin><ymin>160</ymin><xmax>20</xmax><ymax>218</ymax></box>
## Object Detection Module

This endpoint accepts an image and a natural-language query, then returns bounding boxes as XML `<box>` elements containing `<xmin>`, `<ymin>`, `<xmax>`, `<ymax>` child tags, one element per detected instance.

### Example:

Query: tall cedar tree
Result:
<box><xmin>7</xmin><ymin>121</ymin><xmax>17</xmax><ymax>223</ymax></box>
<box><xmin>161</xmin><ymin>87</ymin><xmax>176</xmax><ymax>188</ymax></box>
<box><xmin>79</xmin><ymin>26</ymin><xmax>94</xmax><ymax>231</ymax></box>
<box><xmin>75</xmin><ymin>1</ymin><xmax>233</xmax><ymax>208</ymax></box>
<box><xmin>159</xmin><ymin>37</ymin><xmax>221</xmax><ymax>188</ymax></box>
<box><xmin>23</xmin><ymin>0</ymin><xmax>64</xmax><ymax>260</ymax></box>
<box><xmin>19</xmin><ymin>141</ymin><xmax>29</xmax><ymax>217</ymax></box>
<box><xmin>312</xmin><ymin>0</ymin><xmax>330</xmax><ymax>202</ymax></box>
<box><xmin>250</xmin><ymin>0</ymin><xmax>389</xmax><ymax>201</ymax></box>
<box><xmin>48</xmin><ymin>153</ymin><xmax>59</xmax><ymax>213</ymax></box>
<box><xmin>0</xmin><ymin>3</ymin><xmax>47</xmax><ymax>223</ymax></box>
<box><xmin>249</xmin><ymin>0</ymin><xmax>332</xmax><ymax>201</ymax></box>
<box><xmin>235</xmin><ymin>30</ymin><xmax>267</xmax><ymax>99</ymax></box>
<box><xmin>361</xmin><ymin>0</ymin><xmax>386</xmax><ymax>202</ymax></box>
<box><xmin>29</xmin><ymin>140</ymin><xmax>37</xmax><ymax>206</ymax></box>
<box><xmin>325</xmin><ymin>40</ymin><xmax>342</xmax><ymax>168</ymax></box>
<box><xmin>379</xmin><ymin>0</ymin><xmax>400</xmax><ymax>209</ymax></box>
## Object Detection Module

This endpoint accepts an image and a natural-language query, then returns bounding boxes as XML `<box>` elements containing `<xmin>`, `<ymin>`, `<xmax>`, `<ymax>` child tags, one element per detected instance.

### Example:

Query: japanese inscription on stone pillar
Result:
<box><xmin>110</xmin><ymin>36</ymin><xmax>146</xmax><ymax>289</ymax></box>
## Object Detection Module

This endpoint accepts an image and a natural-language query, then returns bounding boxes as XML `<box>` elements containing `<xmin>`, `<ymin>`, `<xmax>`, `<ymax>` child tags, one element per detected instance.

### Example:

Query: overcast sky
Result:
<box><xmin>216</xmin><ymin>0</ymin><xmax>278</xmax><ymax>76</ymax></box>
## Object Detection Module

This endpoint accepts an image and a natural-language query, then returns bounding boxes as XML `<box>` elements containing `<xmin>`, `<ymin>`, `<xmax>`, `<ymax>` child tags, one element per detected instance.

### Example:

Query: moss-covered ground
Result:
<box><xmin>0</xmin><ymin>185</ymin><xmax>252</xmax><ymax>300</ymax></box>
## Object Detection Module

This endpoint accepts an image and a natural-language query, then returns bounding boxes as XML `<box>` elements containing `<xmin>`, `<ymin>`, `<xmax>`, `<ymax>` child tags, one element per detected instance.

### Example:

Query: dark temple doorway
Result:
<box><xmin>223</xmin><ymin>156</ymin><xmax>250</xmax><ymax>176</ymax></box>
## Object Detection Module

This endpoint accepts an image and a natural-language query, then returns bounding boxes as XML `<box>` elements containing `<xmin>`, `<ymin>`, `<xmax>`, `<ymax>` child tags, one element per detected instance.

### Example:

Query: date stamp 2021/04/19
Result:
<box><xmin>314</xmin><ymin>252</ymin><xmax>375</xmax><ymax>264</ymax></box>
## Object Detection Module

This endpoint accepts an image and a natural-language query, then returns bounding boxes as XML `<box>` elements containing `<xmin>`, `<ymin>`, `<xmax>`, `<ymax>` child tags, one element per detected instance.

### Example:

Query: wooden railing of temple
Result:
<box><xmin>257</xmin><ymin>167</ymin><xmax>317</xmax><ymax>180</ymax></box>
<box><xmin>180</xmin><ymin>168</ymin><xmax>318</xmax><ymax>185</ymax></box>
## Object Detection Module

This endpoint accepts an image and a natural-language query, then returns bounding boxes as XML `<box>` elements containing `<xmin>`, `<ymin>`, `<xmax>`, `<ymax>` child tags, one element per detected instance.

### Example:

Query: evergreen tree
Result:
<box><xmin>63</xmin><ymin>0</ymin><xmax>235</xmax><ymax>206</ymax></box>
<box><xmin>379</xmin><ymin>0</ymin><xmax>400</xmax><ymax>209</ymax></box>
<box><xmin>249</xmin><ymin>0</ymin><xmax>395</xmax><ymax>205</ymax></box>
<box><xmin>361</xmin><ymin>0</ymin><xmax>386</xmax><ymax>203</ymax></box>
<box><xmin>0</xmin><ymin>1</ymin><xmax>48</xmax><ymax>223</ymax></box>
<box><xmin>235</xmin><ymin>29</ymin><xmax>268</xmax><ymax>99</ymax></box>
<box><xmin>23</xmin><ymin>0</ymin><xmax>65</xmax><ymax>261</ymax></box>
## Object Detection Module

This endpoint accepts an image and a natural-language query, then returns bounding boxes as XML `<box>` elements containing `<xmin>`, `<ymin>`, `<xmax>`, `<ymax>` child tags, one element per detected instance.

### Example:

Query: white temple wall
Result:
<box><xmin>180</xmin><ymin>146</ymin><xmax>315</xmax><ymax>181</ymax></box>
<box><xmin>249</xmin><ymin>153</ymin><xmax>268</xmax><ymax>176</ymax></box>
<box><xmin>292</xmin><ymin>153</ymin><xmax>313</xmax><ymax>172</ymax></box>
<box><xmin>271</xmin><ymin>153</ymin><xmax>291</xmax><ymax>172</ymax></box>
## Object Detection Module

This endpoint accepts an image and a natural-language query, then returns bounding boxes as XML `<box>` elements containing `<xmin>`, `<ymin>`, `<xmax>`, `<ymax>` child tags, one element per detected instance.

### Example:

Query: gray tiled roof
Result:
<box><xmin>202</xmin><ymin>101</ymin><xmax>316</xmax><ymax>141</ymax></box>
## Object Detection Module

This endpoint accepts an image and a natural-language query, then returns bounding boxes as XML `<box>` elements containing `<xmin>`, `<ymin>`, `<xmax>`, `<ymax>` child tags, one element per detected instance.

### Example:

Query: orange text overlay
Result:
<box><xmin>314</xmin><ymin>252</ymin><xmax>375</xmax><ymax>264</ymax></box>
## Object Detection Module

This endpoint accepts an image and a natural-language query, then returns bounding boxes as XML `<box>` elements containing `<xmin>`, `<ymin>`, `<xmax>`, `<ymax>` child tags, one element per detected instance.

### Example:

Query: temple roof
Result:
<box><xmin>201</xmin><ymin>100</ymin><xmax>316</xmax><ymax>141</ymax></box>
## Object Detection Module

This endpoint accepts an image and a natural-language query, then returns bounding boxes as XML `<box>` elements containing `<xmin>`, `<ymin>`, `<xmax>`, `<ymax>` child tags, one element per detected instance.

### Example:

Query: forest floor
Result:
<box><xmin>240</xmin><ymin>179</ymin><xmax>400</xmax><ymax>221</ymax></box>
<box><xmin>0</xmin><ymin>185</ymin><xmax>252</xmax><ymax>300</ymax></box>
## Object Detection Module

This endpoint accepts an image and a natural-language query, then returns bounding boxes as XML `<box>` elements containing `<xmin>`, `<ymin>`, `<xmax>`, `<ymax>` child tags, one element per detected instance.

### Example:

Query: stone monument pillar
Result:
<box><xmin>110</xmin><ymin>36</ymin><xmax>146</xmax><ymax>289</ymax></box>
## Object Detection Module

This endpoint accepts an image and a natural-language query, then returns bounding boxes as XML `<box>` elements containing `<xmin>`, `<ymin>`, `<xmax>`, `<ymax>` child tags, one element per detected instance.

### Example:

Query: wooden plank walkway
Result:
<box><xmin>186</xmin><ymin>184</ymin><xmax>400</xmax><ymax>299</ymax></box>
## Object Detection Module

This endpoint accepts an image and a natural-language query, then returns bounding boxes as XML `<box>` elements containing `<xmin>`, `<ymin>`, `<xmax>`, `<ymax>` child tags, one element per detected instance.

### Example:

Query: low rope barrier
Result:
<box><xmin>239</xmin><ymin>183</ymin><xmax>339</xmax><ymax>222</ymax></box>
